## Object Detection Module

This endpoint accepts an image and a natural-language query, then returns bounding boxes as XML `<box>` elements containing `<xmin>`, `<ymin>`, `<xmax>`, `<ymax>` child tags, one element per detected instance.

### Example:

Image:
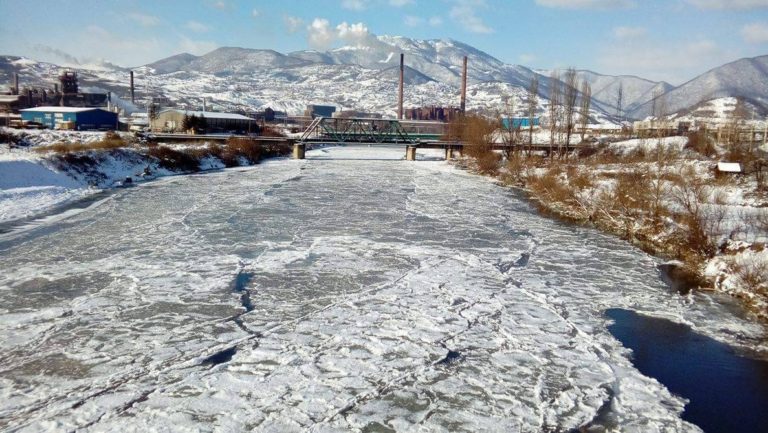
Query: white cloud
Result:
<box><xmin>613</xmin><ymin>26</ymin><xmax>646</xmax><ymax>39</ymax></box>
<box><xmin>284</xmin><ymin>15</ymin><xmax>305</xmax><ymax>33</ymax></box>
<box><xmin>449</xmin><ymin>0</ymin><xmax>493</xmax><ymax>34</ymax></box>
<box><xmin>428</xmin><ymin>16</ymin><xmax>443</xmax><ymax>26</ymax></box>
<box><xmin>128</xmin><ymin>12</ymin><xmax>160</xmax><ymax>27</ymax></box>
<box><xmin>336</xmin><ymin>21</ymin><xmax>370</xmax><ymax>43</ymax></box>
<box><xmin>686</xmin><ymin>0</ymin><xmax>768</xmax><ymax>9</ymax></box>
<box><xmin>304</xmin><ymin>18</ymin><xmax>372</xmax><ymax>50</ymax></box>
<box><xmin>404</xmin><ymin>15</ymin><xmax>423</xmax><ymax>27</ymax></box>
<box><xmin>535</xmin><ymin>0</ymin><xmax>633</xmax><ymax>8</ymax></box>
<box><xmin>211</xmin><ymin>0</ymin><xmax>230</xmax><ymax>10</ymax></box>
<box><xmin>742</xmin><ymin>22</ymin><xmax>768</xmax><ymax>43</ymax></box>
<box><xmin>341</xmin><ymin>0</ymin><xmax>368</xmax><ymax>10</ymax></box>
<box><xmin>389</xmin><ymin>0</ymin><xmax>414</xmax><ymax>6</ymax></box>
<box><xmin>307</xmin><ymin>18</ymin><xmax>336</xmax><ymax>49</ymax></box>
<box><xmin>251</xmin><ymin>9</ymin><xmax>260</xmax><ymax>17</ymax></box>
<box><xmin>185</xmin><ymin>20</ymin><xmax>210</xmax><ymax>33</ymax></box>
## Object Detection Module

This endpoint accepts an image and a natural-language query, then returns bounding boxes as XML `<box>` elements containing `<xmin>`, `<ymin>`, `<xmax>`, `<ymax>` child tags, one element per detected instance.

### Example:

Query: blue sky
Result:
<box><xmin>1</xmin><ymin>0</ymin><xmax>767</xmax><ymax>84</ymax></box>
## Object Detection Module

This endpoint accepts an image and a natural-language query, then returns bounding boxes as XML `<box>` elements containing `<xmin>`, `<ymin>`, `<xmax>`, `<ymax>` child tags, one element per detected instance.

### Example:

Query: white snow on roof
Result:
<box><xmin>20</xmin><ymin>106</ymin><xmax>108</xmax><ymax>113</ymax></box>
<box><xmin>162</xmin><ymin>109</ymin><xmax>254</xmax><ymax>121</ymax></box>
<box><xmin>717</xmin><ymin>162</ymin><xmax>742</xmax><ymax>173</ymax></box>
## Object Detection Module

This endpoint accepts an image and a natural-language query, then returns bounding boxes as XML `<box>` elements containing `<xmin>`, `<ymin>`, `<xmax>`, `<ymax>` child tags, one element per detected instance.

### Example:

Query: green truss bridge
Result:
<box><xmin>299</xmin><ymin>117</ymin><xmax>446</xmax><ymax>144</ymax></box>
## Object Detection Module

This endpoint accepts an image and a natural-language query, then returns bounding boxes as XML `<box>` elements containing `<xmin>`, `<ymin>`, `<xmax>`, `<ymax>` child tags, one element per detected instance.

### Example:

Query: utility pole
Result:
<box><xmin>398</xmin><ymin>53</ymin><xmax>404</xmax><ymax>120</ymax></box>
<box><xmin>460</xmin><ymin>56</ymin><xmax>468</xmax><ymax>114</ymax></box>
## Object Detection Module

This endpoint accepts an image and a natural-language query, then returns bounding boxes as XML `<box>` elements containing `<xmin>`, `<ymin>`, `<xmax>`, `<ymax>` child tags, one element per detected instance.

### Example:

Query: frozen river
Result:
<box><xmin>0</xmin><ymin>146</ymin><xmax>766</xmax><ymax>432</ymax></box>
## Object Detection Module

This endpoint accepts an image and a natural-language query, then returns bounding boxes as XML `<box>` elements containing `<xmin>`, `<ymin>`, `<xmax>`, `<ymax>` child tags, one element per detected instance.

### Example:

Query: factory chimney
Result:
<box><xmin>398</xmin><ymin>53</ymin><xmax>404</xmax><ymax>120</ymax></box>
<box><xmin>129</xmin><ymin>71</ymin><xmax>135</xmax><ymax>104</ymax></box>
<box><xmin>460</xmin><ymin>56</ymin><xmax>467</xmax><ymax>114</ymax></box>
<box><xmin>13</xmin><ymin>73</ymin><xmax>19</xmax><ymax>95</ymax></box>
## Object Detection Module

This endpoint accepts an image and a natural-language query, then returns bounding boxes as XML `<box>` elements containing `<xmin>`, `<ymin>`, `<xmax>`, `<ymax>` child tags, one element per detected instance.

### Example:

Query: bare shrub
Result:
<box><xmin>447</xmin><ymin>115</ymin><xmax>501</xmax><ymax>175</ymax></box>
<box><xmin>224</xmin><ymin>137</ymin><xmax>263</xmax><ymax>163</ymax></box>
<box><xmin>685</xmin><ymin>130</ymin><xmax>717</xmax><ymax>157</ymax></box>
<box><xmin>576</xmin><ymin>145</ymin><xmax>600</xmax><ymax>159</ymax></box>
<box><xmin>148</xmin><ymin>146</ymin><xmax>201</xmax><ymax>172</ymax></box>
<box><xmin>669</xmin><ymin>166</ymin><xmax>722</xmax><ymax>261</ymax></box>
<box><xmin>566</xmin><ymin>166</ymin><xmax>594</xmax><ymax>191</ymax></box>
<box><xmin>731</xmin><ymin>258</ymin><xmax>768</xmax><ymax>308</ymax></box>
<box><xmin>529</xmin><ymin>166</ymin><xmax>574</xmax><ymax>204</ymax></box>
<box><xmin>260</xmin><ymin>126</ymin><xmax>286</xmax><ymax>138</ymax></box>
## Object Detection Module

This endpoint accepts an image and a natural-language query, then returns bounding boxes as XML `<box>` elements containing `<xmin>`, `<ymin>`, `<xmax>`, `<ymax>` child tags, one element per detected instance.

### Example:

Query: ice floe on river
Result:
<box><xmin>0</xmin><ymin>146</ymin><xmax>765</xmax><ymax>432</ymax></box>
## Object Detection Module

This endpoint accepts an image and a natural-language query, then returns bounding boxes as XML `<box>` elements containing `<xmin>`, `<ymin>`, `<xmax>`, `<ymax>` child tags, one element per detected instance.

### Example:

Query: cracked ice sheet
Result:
<box><xmin>0</xmin><ymin>146</ymin><xmax>764</xmax><ymax>433</ymax></box>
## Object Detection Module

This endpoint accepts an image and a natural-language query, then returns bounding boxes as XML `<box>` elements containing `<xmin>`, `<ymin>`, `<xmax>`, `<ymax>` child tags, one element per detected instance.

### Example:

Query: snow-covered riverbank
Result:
<box><xmin>480</xmin><ymin>136</ymin><xmax>768</xmax><ymax>320</ymax></box>
<box><xmin>0</xmin><ymin>128</ymin><xmax>289</xmax><ymax>225</ymax></box>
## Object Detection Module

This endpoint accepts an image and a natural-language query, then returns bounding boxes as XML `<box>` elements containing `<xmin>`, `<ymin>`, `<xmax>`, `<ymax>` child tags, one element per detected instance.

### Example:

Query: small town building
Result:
<box><xmin>19</xmin><ymin>106</ymin><xmax>118</xmax><ymax>130</ymax></box>
<box><xmin>333</xmin><ymin>110</ymin><xmax>382</xmax><ymax>119</ymax></box>
<box><xmin>150</xmin><ymin>109</ymin><xmax>256</xmax><ymax>133</ymax></box>
<box><xmin>304</xmin><ymin>104</ymin><xmax>336</xmax><ymax>118</ymax></box>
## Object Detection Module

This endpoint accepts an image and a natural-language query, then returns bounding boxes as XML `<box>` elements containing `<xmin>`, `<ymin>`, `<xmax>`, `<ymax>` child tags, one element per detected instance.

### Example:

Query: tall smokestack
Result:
<box><xmin>398</xmin><ymin>53</ymin><xmax>404</xmax><ymax>120</ymax></box>
<box><xmin>13</xmin><ymin>73</ymin><xmax>19</xmax><ymax>95</ymax></box>
<box><xmin>460</xmin><ymin>56</ymin><xmax>467</xmax><ymax>114</ymax></box>
<box><xmin>130</xmin><ymin>70</ymin><xmax>135</xmax><ymax>104</ymax></box>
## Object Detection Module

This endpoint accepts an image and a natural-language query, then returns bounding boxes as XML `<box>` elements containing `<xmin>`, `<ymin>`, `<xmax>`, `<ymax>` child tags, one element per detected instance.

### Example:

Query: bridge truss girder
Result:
<box><xmin>301</xmin><ymin>117</ymin><xmax>415</xmax><ymax>144</ymax></box>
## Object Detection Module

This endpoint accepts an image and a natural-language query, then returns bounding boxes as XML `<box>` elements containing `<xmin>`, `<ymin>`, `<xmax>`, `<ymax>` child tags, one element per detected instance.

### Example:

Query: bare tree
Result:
<box><xmin>616</xmin><ymin>83</ymin><xmax>623</xmax><ymax>121</ymax></box>
<box><xmin>548</xmin><ymin>70</ymin><xmax>561</xmax><ymax>157</ymax></box>
<box><xmin>652</xmin><ymin>89</ymin><xmax>667</xmax><ymax>142</ymax></box>
<box><xmin>500</xmin><ymin>96</ymin><xmax>520</xmax><ymax>159</ymax></box>
<box><xmin>562</xmin><ymin>68</ymin><xmax>579</xmax><ymax>157</ymax></box>
<box><xmin>579</xmin><ymin>79</ymin><xmax>591</xmax><ymax>143</ymax></box>
<box><xmin>527</xmin><ymin>75</ymin><xmax>539</xmax><ymax>156</ymax></box>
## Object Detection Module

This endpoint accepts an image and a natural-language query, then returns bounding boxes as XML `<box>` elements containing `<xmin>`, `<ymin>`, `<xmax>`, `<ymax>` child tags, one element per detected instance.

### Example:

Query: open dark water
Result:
<box><xmin>607</xmin><ymin>308</ymin><xmax>768</xmax><ymax>433</ymax></box>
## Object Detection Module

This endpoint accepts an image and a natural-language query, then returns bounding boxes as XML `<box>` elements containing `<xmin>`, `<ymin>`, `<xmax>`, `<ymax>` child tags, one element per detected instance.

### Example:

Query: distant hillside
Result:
<box><xmin>3</xmin><ymin>36</ymin><xmax>767</xmax><ymax>121</ymax></box>
<box><xmin>630</xmin><ymin>55</ymin><xmax>768</xmax><ymax>119</ymax></box>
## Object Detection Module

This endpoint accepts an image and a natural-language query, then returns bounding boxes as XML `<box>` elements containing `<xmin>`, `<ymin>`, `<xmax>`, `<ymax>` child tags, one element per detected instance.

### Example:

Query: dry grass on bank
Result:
<box><xmin>34</xmin><ymin>131</ymin><xmax>128</xmax><ymax>154</ymax></box>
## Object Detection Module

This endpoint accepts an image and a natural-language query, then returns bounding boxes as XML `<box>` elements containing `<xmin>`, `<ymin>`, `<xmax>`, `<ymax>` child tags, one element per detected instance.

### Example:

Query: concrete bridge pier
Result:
<box><xmin>406</xmin><ymin>146</ymin><xmax>417</xmax><ymax>161</ymax></box>
<box><xmin>293</xmin><ymin>143</ymin><xmax>306</xmax><ymax>160</ymax></box>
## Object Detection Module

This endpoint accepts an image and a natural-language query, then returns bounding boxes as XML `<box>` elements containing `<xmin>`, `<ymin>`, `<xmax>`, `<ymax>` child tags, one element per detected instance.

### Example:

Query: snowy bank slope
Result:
<box><xmin>0</xmin><ymin>154</ymin><xmax>91</xmax><ymax>223</ymax></box>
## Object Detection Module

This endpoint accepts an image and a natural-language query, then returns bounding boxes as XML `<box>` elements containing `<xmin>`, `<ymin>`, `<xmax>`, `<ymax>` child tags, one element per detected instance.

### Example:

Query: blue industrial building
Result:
<box><xmin>20</xmin><ymin>106</ymin><xmax>119</xmax><ymax>130</ymax></box>
<box><xmin>502</xmin><ymin>117</ymin><xmax>540</xmax><ymax>129</ymax></box>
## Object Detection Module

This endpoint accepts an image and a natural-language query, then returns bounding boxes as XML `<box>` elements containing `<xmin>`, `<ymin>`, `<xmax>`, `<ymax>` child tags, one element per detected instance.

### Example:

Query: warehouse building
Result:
<box><xmin>150</xmin><ymin>109</ymin><xmax>256</xmax><ymax>133</ymax></box>
<box><xmin>19</xmin><ymin>106</ymin><xmax>118</xmax><ymax>130</ymax></box>
<box><xmin>304</xmin><ymin>104</ymin><xmax>336</xmax><ymax>119</ymax></box>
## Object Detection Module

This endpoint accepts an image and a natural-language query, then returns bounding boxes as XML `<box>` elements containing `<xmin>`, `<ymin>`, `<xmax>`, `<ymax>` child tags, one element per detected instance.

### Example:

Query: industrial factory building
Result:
<box><xmin>304</xmin><ymin>105</ymin><xmax>336</xmax><ymax>118</ymax></box>
<box><xmin>19</xmin><ymin>107</ymin><xmax>118</xmax><ymax>130</ymax></box>
<box><xmin>150</xmin><ymin>109</ymin><xmax>256</xmax><ymax>133</ymax></box>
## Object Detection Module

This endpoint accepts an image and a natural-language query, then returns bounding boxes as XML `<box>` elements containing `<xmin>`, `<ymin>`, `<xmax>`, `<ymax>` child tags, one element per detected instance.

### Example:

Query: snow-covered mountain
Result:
<box><xmin>575</xmin><ymin>70</ymin><xmax>673</xmax><ymax>118</ymax></box>
<box><xmin>1</xmin><ymin>35</ymin><xmax>766</xmax><ymax>122</ymax></box>
<box><xmin>630</xmin><ymin>55</ymin><xmax>768</xmax><ymax>119</ymax></box>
